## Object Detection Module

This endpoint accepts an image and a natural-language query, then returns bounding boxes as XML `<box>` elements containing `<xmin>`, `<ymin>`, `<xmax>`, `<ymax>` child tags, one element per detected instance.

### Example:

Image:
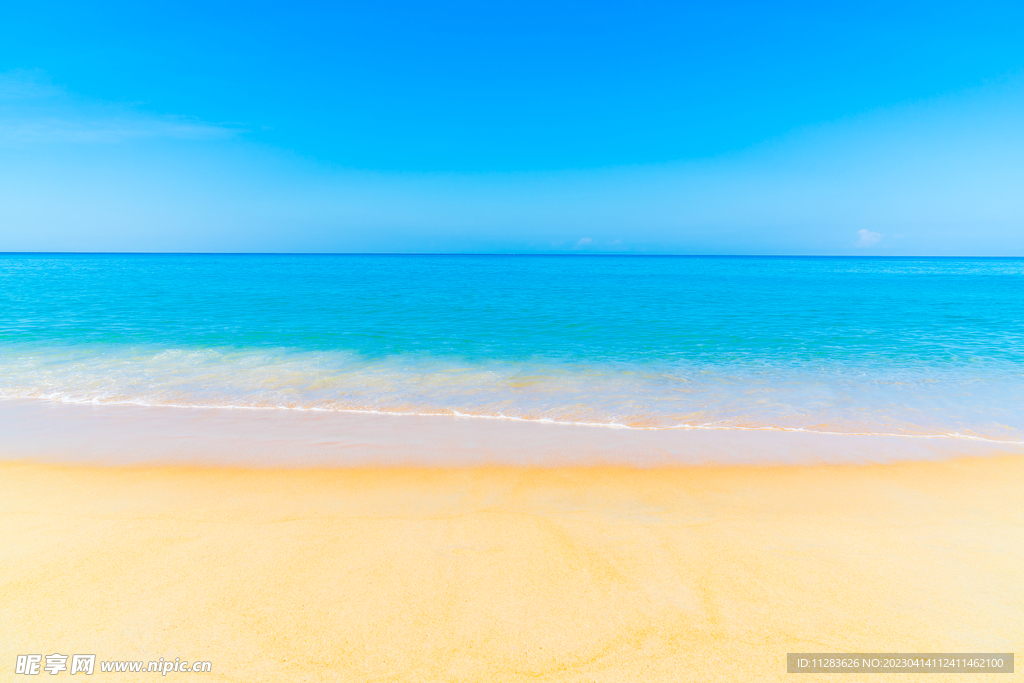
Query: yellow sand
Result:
<box><xmin>1</xmin><ymin>458</ymin><xmax>1022</xmax><ymax>682</ymax></box>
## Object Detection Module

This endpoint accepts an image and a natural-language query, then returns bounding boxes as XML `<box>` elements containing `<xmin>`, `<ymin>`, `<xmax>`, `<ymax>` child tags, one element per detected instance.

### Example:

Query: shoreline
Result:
<box><xmin>8</xmin><ymin>393</ymin><xmax>1024</xmax><ymax>441</ymax></box>
<box><xmin>4</xmin><ymin>397</ymin><xmax>1024</xmax><ymax>467</ymax></box>
<box><xmin>2</xmin><ymin>457</ymin><xmax>1022</xmax><ymax>681</ymax></box>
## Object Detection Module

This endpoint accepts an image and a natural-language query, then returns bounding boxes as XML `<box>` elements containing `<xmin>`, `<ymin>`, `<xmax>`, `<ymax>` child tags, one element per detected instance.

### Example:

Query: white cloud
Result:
<box><xmin>856</xmin><ymin>229</ymin><xmax>882</xmax><ymax>247</ymax></box>
<box><xmin>573</xmin><ymin>237</ymin><xmax>593</xmax><ymax>249</ymax></box>
<box><xmin>0</xmin><ymin>116</ymin><xmax>237</xmax><ymax>145</ymax></box>
<box><xmin>0</xmin><ymin>70</ymin><xmax>238</xmax><ymax>146</ymax></box>
<box><xmin>0</xmin><ymin>70</ymin><xmax>64</xmax><ymax>101</ymax></box>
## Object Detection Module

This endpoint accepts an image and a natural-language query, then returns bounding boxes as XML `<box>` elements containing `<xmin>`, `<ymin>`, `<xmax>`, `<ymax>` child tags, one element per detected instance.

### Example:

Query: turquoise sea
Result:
<box><xmin>1</xmin><ymin>254</ymin><xmax>1022</xmax><ymax>441</ymax></box>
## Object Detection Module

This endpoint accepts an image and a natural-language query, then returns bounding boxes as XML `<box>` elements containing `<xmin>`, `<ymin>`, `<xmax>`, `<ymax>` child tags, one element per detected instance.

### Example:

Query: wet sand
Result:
<box><xmin>4</xmin><ymin>398</ymin><xmax>1023</xmax><ymax>466</ymax></box>
<box><xmin>2</xmin><ymin>457</ymin><xmax>1022</xmax><ymax>682</ymax></box>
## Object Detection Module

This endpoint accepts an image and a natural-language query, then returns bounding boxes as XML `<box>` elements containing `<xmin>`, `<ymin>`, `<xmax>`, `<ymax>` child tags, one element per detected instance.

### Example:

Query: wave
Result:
<box><xmin>5</xmin><ymin>394</ymin><xmax>1024</xmax><ymax>447</ymax></box>
<box><xmin>2</xmin><ymin>343</ymin><xmax>1023</xmax><ymax>441</ymax></box>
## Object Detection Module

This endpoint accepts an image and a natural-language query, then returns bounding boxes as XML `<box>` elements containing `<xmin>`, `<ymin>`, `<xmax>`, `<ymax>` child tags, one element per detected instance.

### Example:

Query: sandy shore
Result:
<box><xmin>2</xmin><ymin>457</ymin><xmax>1022</xmax><ymax>681</ymax></box>
<box><xmin>5</xmin><ymin>398</ymin><xmax>1024</xmax><ymax>466</ymax></box>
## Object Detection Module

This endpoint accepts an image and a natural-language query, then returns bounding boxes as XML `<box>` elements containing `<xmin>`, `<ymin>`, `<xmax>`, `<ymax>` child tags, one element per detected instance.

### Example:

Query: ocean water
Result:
<box><xmin>1</xmin><ymin>254</ymin><xmax>1023</xmax><ymax>442</ymax></box>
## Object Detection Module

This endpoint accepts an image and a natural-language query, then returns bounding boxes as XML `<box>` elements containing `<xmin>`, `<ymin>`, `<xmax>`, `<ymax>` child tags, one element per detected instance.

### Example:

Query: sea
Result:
<box><xmin>1</xmin><ymin>253</ymin><xmax>1023</xmax><ymax>447</ymax></box>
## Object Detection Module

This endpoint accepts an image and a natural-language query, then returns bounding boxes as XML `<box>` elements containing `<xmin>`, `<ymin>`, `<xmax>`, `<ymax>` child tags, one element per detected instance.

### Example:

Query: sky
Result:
<box><xmin>1</xmin><ymin>0</ymin><xmax>1023</xmax><ymax>254</ymax></box>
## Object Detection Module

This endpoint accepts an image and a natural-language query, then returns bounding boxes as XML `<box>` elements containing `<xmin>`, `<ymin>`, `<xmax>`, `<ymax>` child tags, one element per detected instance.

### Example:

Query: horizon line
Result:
<box><xmin>1</xmin><ymin>252</ymin><xmax>1022</xmax><ymax>259</ymax></box>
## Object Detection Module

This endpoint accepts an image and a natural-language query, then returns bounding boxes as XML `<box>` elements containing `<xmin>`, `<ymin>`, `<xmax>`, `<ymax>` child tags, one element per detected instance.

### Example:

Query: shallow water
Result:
<box><xmin>2</xmin><ymin>254</ymin><xmax>1022</xmax><ymax>441</ymax></box>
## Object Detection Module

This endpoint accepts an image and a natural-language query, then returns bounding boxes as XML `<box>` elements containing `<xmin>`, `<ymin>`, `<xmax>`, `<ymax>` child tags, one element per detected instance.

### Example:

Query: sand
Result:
<box><xmin>6</xmin><ymin>398</ymin><xmax>1024</xmax><ymax>467</ymax></box>
<box><xmin>1</xmin><ymin>457</ymin><xmax>1022</xmax><ymax>682</ymax></box>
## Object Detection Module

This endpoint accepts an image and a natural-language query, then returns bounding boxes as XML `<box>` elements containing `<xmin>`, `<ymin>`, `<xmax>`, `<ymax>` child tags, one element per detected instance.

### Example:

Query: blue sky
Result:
<box><xmin>1</xmin><ymin>0</ymin><xmax>1023</xmax><ymax>253</ymax></box>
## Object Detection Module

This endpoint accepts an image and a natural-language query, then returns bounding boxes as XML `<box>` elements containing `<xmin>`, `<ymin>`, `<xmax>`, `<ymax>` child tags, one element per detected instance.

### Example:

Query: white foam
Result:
<box><xmin>2</xmin><ymin>343</ymin><xmax>1023</xmax><ymax>441</ymax></box>
<box><xmin>2</xmin><ymin>397</ymin><xmax>1023</xmax><ymax>467</ymax></box>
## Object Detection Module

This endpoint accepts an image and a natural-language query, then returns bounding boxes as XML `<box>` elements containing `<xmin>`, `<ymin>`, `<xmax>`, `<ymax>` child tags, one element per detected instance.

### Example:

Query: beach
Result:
<box><xmin>2</xmin><ymin>454</ymin><xmax>1021</xmax><ymax>682</ymax></box>
<box><xmin>3</xmin><ymin>255</ymin><xmax>1023</xmax><ymax>680</ymax></box>
<box><xmin>4</xmin><ymin>5</ymin><xmax>1024</xmax><ymax>677</ymax></box>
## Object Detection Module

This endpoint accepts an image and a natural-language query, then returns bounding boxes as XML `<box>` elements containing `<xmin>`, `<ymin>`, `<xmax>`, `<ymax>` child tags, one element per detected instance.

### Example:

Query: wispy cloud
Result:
<box><xmin>2</xmin><ymin>72</ymin><xmax>1023</xmax><ymax>254</ymax></box>
<box><xmin>856</xmin><ymin>229</ymin><xmax>882</xmax><ymax>247</ymax></box>
<box><xmin>0</xmin><ymin>70</ymin><xmax>239</xmax><ymax>146</ymax></box>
